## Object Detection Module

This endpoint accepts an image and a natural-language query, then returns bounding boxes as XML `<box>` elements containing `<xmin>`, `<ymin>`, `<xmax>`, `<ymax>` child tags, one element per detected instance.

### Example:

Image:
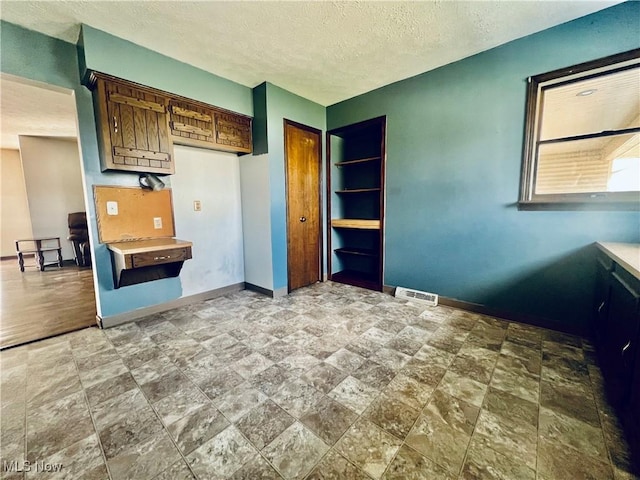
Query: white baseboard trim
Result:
<box><xmin>97</xmin><ymin>282</ymin><xmax>245</xmax><ymax>329</ymax></box>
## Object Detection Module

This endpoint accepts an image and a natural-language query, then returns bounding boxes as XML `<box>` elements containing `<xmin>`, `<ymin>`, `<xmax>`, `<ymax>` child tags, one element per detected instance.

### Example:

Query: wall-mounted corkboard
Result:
<box><xmin>94</xmin><ymin>186</ymin><xmax>175</xmax><ymax>243</ymax></box>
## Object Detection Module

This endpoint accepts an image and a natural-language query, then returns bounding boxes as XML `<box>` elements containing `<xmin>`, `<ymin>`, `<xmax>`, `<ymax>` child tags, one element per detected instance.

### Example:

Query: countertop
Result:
<box><xmin>597</xmin><ymin>242</ymin><xmax>640</xmax><ymax>280</ymax></box>
<box><xmin>107</xmin><ymin>238</ymin><xmax>192</xmax><ymax>255</ymax></box>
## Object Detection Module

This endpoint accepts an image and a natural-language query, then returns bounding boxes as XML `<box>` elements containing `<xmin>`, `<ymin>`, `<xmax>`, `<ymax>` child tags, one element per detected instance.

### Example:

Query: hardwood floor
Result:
<box><xmin>0</xmin><ymin>258</ymin><xmax>96</xmax><ymax>349</ymax></box>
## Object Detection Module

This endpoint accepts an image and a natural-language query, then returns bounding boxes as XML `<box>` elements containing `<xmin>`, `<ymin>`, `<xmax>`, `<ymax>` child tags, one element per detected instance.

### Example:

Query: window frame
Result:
<box><xmin>519</xmin><ymin>48</ymin><xmax>640</xmax><ymax>210</ymax></box>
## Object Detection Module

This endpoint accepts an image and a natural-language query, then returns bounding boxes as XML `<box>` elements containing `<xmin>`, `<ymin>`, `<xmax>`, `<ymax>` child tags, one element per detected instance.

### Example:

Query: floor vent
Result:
<box><xmin>395</xmin><ymin>286</ymin><xmax>438</xmax><ymax>306</ymax></box>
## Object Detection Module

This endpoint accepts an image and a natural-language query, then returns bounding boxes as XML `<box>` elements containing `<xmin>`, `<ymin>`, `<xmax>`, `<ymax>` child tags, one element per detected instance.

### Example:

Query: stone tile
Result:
<box><xmin>483</xmin><ymin>387</ymin><xmax>538</xmax><ymax>428</ymax></box>
<box><xmin>384</xmin><ymin>374</ymin><xmax>434</xmax><ymax>411</ymax></box>
<box><xmin>542</xmin><ymin>353</ymin><xmax>590</xmax><ymax>386</ymax></box>
<box><xmin>413</xmin><ymin>344</ymin><xmax>455</xmax><ymax>369</ymax></box>
<box><xmin>345</xmin><ymin>336</ymin><xmax>384</xmax><ymax>358</ymax></box>
<box><xmin>278</xmin><ymin>354</ymin><xmax>322</xmax><ymax>376</ymax></box>
<box><xmin>335</xmin><ymin>418</ymin><xmax>401</xmax><ymax>480</ymax></box>
<box><xmin>78</xmin><ymin>359</ymin><xmax>128</xmax><ymax>388</ymax></box>
<box><xmin>437</xmin><ymin>370</ymin><xmax>487</xmax><ymax>407</ymax></box>
<box><xmin>129</xmin><ymin>356</ymin><xmax>176</xmax><ymax>385</ymax></box>
<box><xmin>300</xmin><ymin>363</ymin><xmax>348</xmax><ymax>394</ymax></box>
<box><xmin>36</xmin><ymin>433</ymin><xmax>108</xmax><ymax>480</ymax></box>
<box><xmin>406</xmin><ymin>400</ymin><xmax>473</xmax><ymax>475</ymax></box>
<box><xmin>385</xmin><ymin>335</ymin><xmax>423</xmax><ymax>356</ymax></box>
<box><xmin>258</xmin><ymin>340</ymin><xmax>298</xmax><ymax>363</ymax></box>
<box><xmin>250</xmin><ymin>364</ymin><xmax>293</xmax><ymax>396</ymax></box>
<box><xmin>99</xmin><ymin>407</ymin><xmax>164</xmax><ymax>460</ymax></box>
<box><xmin>139</xmin><ymin>368</ymin><xmax>194</xmax><ymax>403</ymax></box>
<box><xmin>364</xmin><ymin>392</ymin><xmax>420</xmax><ymax>440</ymax></box>
<box><xmin>187</xmin><ymin>425</ymin><xmax>257</xmax><ymax>479</ymax></box>
<box><xmin>26</xmin><ymin>391</ymin><xmax>95</xmax><ymax>462</ymax></box>
<box><xmin>425</xmin><ymin>389</ymin><xmax>479</xmax><ymax>435</ymax></box>
<box><xmin>384</xmin><ymin>444</ymin><xmax>455</xmax><ymax>480</ymax></box>
<box><xmin>217</xmin><ymin>382</ymin><xmax>268</xmax><ymax>422</ymax></box>
<box><xmin>74</xmin><ymin>348</ymin><xmax>120</xmax><ymax>372</ymax></box>
<box><xmin>229</xmin><ymin>455</ymin><xmax>283</xmax><ymax>479</ymax></box>
<box><xmin>306</xmin><ymin>449</ymin><xmax>370</xmax><ymax>480</ymax></box>
<box><xmin>461</xmin><ymin>436</ymin><xmax>535</xmax><ymax>480</ymax></box>
<box><xmin>152</xmin><ymin>384</ymin><xmax>210</xmax><ymax>425</ymax></box>
<box><xmin>328</xmin><ymin>376</ymin><xmax>380</xmax><ymax>414</ymax></box>
<box><xmin>300</xmin><ymin>396</ymin><xmax>358</xmax><ymax>445</ymax></box>
<box><xmin>495</xmin><ymin>353</ymin><xmax>541</xmax><ymax>379</ymax></box>
<box><xmin>539</xmin><ymin>406</ymin><xmax>608</xmax><ymax>460</ymax></box>
<box><xmin>198</xmin><ymin>367</ymin><xmax>246</xmax><ymax>402</ymax></box>
<box><xmin>263</xmin><ymin>422</ymin><xmax>329</xmax><ymax>480</ymax></box>
<box><xmin>108</xmin><ymin>431</ymin><xmax>181</xmax><ymax>480</ymax></box>
<box><xmin>543</xmin><ymin>340</ymin><xmax>584</xmax><ymax>361</ymax></box>
<box><xmin>25</xmin><ymin>368</ymin><xmax>83</xmax><ymax>408</ymax></box>
<box><xmin>91</xmin><ymin>388</ymin><xmax>150</xmax><ymax>431</ymax></box>
<box><xmin>369</xmin><ymin>348</ymin><xmax>411</xmax><ymax>371</ymax></box>
<box><xmin>540</xmin><ymin>379</ymin><xmax>600</xmax><ymax>427</ymax></box>
<box><xmin>167</xmin><ymin>404</ymin><xmax>229</xmax><ymax>455</ymax></box>
<box><xmin>490</xmin><ymin>367</ymin><xmax>539</xmax><ymax>403</ymax></box>
<box><xmin>233</xmin><ymin>352</ymin><xmax>274</xmax><ymax>379</ymax></box>
<box><xmin>152</xmin><ymin>460</ymin><xmax>196</xmax><ymax>480</ymax></box>
<box><xmin>401</xmin><ymin>359</ymin><xmax>446</xmax><ymax>387</ymax></box>
<box><xmin>537</xmin><ymin>436</ymin><xmax>614</xmax><ymax>480</ymax></box>
<box><xmin>272</xmin><ymin>377</ymin><xmax>324</xmax><ymax>418</ymax></box>
<box><xmin>350</xmin><ymin>359</ymin><xmax>396</xmax><ymax>391</ymax></box>
<box><xmin>472</xmin><ymin>410</ymin><xmax>538</xmax><ymax>470</ymax></box>
<box><xmin>236</xmin><ymin>400</ymin><xmax>295</xmax><ymax>450</ymax></box>
<box><xmin>325</xmin><ymin>348</ymin><xmax>366</xmax><ymax>372</ymax></box>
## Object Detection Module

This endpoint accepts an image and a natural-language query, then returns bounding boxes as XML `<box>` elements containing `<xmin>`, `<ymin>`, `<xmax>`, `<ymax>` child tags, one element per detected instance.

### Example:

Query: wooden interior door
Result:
<box><xmin>285</xmin><ymin>120</ymin><xmax>322</xmax><ymax>291</ymax></box>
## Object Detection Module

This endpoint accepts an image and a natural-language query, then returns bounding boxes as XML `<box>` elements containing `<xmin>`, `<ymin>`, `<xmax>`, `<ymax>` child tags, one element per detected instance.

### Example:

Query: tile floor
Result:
<box><xmin>1</xmin><ymin>282</ymin><xmax>638</xmax><ymax>480</ymax></box>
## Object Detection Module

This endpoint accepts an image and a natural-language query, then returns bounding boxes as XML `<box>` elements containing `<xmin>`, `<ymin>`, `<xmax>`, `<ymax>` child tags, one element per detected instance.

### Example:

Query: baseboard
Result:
<box><xmin>97</xmin><ymin>282</ymin><xmax>245</xmax><ymax>328</ymax></box>
<box><xmin>437</xmin><ymin>296</ymin><xmax>587</xmax><ymax>337</ymax></box>
<box><xmin>245</xmin><ymin>282</ymin><xmax>288</xmax><ymax>298</ymax></box>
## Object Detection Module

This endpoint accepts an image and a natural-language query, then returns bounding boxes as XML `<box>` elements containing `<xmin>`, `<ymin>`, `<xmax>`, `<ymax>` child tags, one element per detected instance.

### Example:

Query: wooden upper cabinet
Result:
<box><xmin>93</xmin><ymin>74</ymin><xmax>175</xmax><ymax>174</ymax></box>
<box><xmin>169</xmin><ymin>99</ymin><xmax>252</xmax><ymax>154</ymax></box>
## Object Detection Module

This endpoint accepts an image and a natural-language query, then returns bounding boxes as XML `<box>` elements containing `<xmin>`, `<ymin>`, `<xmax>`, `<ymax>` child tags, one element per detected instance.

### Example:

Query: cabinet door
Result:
<box><xmin>169</xmin><ymin>100</ymin><xmax>215</xmax><ymax>148</ymax></box>
<box><xmin>97</xmin><ymin>77</ymin><xmax>174</xmax><ymax>174</ymax></box>
<box><xmin>212</xmin><ymin>110</ymin><xmax>252</xmax><ymax>153</ymax></box>
<box><xmin>593</xmin><ymin>251</ymin><xmax>613</xmax><ymax>340</ymax></box>
<box><xmin>602</xmin><ymin>269</ymin><xmax>640</xmax><ymax>406</ymax></box>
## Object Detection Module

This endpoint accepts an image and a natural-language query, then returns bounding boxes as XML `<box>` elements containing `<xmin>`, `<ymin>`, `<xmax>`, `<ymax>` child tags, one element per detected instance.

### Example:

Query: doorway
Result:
<box><xmin>284</xmin><ymin>120</ymin><xmax>322</xmax><ymax>292</ymax></box>
<box><xmin>0</xmin><ymin>75</ymin><xmax>97</xmax><ymax>349</ymax></box>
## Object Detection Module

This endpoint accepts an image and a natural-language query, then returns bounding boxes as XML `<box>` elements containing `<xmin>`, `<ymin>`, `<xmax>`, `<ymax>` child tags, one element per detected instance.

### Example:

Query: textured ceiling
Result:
<box><xmin>0</xmin><ymin>77</ymin><xmax>78</xmax><ymax>150</ymax></box>
<box><xmin>0</xmin><ymin>1</ymin><xmax>623</xmax><ymax>149</ymax></box>
<box><xmin>0</xmin><ymin>1</ymin><xmax>622</xmax><ymax>107</ymax></box>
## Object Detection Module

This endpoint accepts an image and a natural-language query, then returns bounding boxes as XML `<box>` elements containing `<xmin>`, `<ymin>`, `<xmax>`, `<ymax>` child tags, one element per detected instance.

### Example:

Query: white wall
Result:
<box><xmin>171</xmin><ymin>145</ymin><xmax>245</xmax><ymax>297</ymax></box>
<box><xmin>18</xmin><ymin>136</ymin><xmax>85</xmax><ymax>260</ymax></box>
<box><xmin>0</xmin><ymin>148</ymin><xmax>33</xmax><ymax>257</ymax></box>
<box><xmin>239</xmin><ymin>153</ymin><xmax>273</xmax><ymax>290</ymax></box>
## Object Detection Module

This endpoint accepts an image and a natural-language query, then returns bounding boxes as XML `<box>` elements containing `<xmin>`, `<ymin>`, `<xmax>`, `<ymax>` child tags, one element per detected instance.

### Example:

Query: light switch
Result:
<box><xmin>194</xmin><ymin>200</ymin><xmax>202</xmax><ymax>212</ymax></box>
<box><xmin>154</xmin><ymin>217</ymin><xmax>163</xmax><ymax>229</ymax></box>
<box><xmin>106</xmin><ymin>201</ymin><xmax>118</xmax><ymax>215</ymax></box>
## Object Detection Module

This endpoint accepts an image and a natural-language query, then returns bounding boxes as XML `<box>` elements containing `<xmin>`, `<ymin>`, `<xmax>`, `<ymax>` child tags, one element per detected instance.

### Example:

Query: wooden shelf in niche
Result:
<box><xmin>335</xmin><ymin>188</ymin><xmax>381</xmax><ymax>194</ymax></box>
<box><xmin>334</xmin><ymin>247</ymin><xmax>379</xmax><ymax>257</ymax></box>
<box><xmin>331</xmin><ymin>219</ymin><xmax>380</xmax><ymax>230</ymax></box>
<box><xmin>331</xmin><ymin>270</ymin><xmax>380</xmax><ymax>290</ymax></box>
<box><xmin>335</xmin><ymin>156</ymin><xmax>381</xmax><ymax>167</ymax></box>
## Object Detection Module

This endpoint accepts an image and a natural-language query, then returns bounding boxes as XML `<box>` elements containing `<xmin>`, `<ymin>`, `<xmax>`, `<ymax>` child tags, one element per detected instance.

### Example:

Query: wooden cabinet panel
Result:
<box><xmin>94</xmin><ymin>74</ymin><xmax>175</xmax><ymax>174</ymax></box>
<box><xmin>169</xmin><ymin>98</ymin><xmax>252</xmax><ymax>154</ymax></box>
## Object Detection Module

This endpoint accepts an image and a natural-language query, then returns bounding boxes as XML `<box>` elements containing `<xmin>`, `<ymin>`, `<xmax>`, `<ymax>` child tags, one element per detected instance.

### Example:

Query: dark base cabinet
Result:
<box><xmin>593</xmin><ymin>244</ymin><xmax>640</xmax><ymax>473</ymax></box>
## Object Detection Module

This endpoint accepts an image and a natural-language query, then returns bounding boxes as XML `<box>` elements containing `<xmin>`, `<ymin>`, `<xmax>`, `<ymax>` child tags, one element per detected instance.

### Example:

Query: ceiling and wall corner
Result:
<box><xmin>0</xmin><ymin>1</ymin><xmax>622</xmax><ymax>106</ymax></box>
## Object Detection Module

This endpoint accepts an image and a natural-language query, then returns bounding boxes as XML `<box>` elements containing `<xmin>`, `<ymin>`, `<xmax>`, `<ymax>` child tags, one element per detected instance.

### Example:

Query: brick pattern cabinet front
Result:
<box><xmin>93</xmin><ymin>75</ymin><xmax>175</xmax><ymax>174</ymax></box>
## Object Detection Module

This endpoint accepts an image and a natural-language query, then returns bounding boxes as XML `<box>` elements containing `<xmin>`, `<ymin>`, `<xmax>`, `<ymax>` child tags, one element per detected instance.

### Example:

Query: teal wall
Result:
<box><xmin>327</xmin><ymin>2</ymin><xmax>640</xmax><ymax>333</ymax></box>
<box><xmin>263</xmin><ymin>83</ymin><xmax>326</xmax><ymax>290</ymax></box>
<box><xmin>1</xmin><ymin>22</ymin><xmax>254</xmax><ymax>319</ymax></box>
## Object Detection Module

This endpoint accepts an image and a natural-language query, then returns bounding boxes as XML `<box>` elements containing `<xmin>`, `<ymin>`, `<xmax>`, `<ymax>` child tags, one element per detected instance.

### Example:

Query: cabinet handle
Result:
<box><xmin>300</xmin><ymin>216</ymin><xmax>307</xmax><ymax>223</ymax></box>
<box><xmin>622</xmin><ymin>340</ymin><xmax>631</xmax><ymax>356</ymax></box>
<box><xmin>154</xmin><ymin>255</ymin><xmax>170</xmax><ymax>261</ymax></box>
<box><xmin>597</xmin><ymin>301</ymin><xmax>605</xmax><ymax>314</ymax></box>
<box><xmin>113</xmin><ymin>116</ymin><xmax>118</xmax><ymax>133</ymax></box>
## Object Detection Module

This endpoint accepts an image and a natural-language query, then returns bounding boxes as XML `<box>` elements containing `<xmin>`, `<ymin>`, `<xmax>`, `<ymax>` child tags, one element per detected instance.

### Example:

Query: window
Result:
<box><xmin>520</xmin><ymin>49</ymin><xmax>640</xmax><ymax>208</ymax></box>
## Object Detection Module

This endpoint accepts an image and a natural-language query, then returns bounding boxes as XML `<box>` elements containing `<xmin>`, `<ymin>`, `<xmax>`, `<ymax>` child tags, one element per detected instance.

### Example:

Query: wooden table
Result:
<box><xmin>15</xmin><ymin>237</ymin><xmax>63</xmax><ymax>272</ymax></box>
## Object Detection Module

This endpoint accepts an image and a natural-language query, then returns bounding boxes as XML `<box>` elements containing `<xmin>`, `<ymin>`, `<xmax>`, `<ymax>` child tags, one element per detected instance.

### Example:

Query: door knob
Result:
<box><xmin>300</xmin><ymin>216</ymin><xmax>307</xmax><ymax>223</ymax></box>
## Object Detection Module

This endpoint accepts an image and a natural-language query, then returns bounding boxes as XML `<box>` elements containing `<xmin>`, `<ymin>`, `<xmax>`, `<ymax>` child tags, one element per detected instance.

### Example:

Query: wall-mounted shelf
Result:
<box><xmin>331</xmin><ymin>219</ymin><xmax>380</xmax><ymax>230</ymax></box>
<box><xmin>335</xmin><ymin>156</ymin><xmax>381</xmax><ymax>167</ymax></box>
<box><xmin>107</xmin><ymin>238</ymin><xmax>192</xmax><ymax>288</ymax></box>
<box><xmin>334</xmin><ymin>247</ymin><xmax>379</xmax><ymax>257</ymax></box>
<box><xmin>335</xmin><ymin>188</ymin><xmax>381</xmax><ymax>194</ymax></box>
<box><xmin>327</xmin><ymin>116</ymin><xmax>386</xmax><ymax>291</ymax></box>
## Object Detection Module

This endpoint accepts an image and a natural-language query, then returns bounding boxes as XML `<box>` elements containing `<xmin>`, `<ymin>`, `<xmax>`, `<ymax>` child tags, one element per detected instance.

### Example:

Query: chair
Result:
<box><xmin>67</xmin><ymin>212</ymin><xmax>91</xmax><ymax>267</ymax></box>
